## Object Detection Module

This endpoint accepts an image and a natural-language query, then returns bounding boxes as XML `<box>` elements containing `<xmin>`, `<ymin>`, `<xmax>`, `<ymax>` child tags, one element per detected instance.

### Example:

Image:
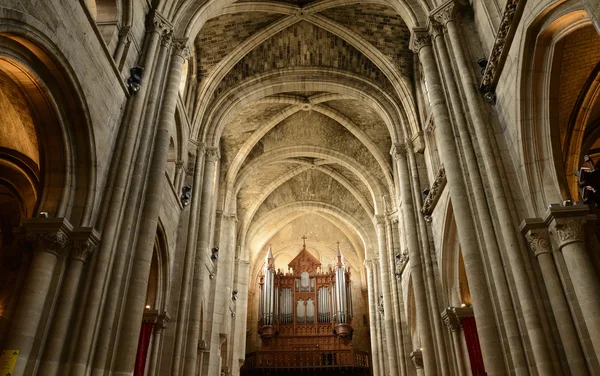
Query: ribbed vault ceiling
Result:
<box><xmin>184</xmin><ymin>0</ymin><xmax>420</xmax><ymax>279</ymax></box>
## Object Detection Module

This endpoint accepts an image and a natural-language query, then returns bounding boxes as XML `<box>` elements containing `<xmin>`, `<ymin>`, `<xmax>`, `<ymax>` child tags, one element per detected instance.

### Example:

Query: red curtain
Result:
<box><xmin>134</xmin><ymin>322</ymin><xmax>154</xmax><ymax>376</ymax></box>
<box><xmin>461</xmin><ymin>316</ymin><xmax>486</xmax><ymax>376</ymax></box>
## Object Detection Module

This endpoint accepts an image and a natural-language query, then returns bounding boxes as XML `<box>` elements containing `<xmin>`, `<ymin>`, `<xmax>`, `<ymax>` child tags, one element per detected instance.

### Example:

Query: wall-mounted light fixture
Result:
<box><xmin>180</xmin><ymin>185</ymin><xmax>192</xmax><ymax>207</ymax></box>
<box><xmin>211</xmin><ymin>247</ymin><xmax>219</xmax><ymax>261</ymax></box>
<box><xmin>127</xmin><ymin>66</ymin><xmax>144</xmax><ymax>94</ymax></box>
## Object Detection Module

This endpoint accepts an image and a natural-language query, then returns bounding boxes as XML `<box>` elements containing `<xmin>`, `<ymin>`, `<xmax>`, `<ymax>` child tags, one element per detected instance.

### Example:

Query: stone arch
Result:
<box><xmin>518</xmin><ymin>1</ymin><xmax>595</xmax><ymax>215</ymax></box>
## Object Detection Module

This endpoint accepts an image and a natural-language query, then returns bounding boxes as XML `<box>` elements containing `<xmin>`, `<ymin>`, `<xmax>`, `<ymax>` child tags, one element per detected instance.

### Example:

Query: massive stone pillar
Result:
<box><xmin>547</xmin><ymin>205</ymin><xmax>600</xmax><ymax>361</ymax></box>
<box><xmin>428</xmin><ymin>18</ymin><xmax>528</xmax><ymax>372</ymax></box>
<box><xmin>365</xmin><ymin>258</ymin><xmax>382</xmax><ymax>376</ymax></box>
<box><xmin>68</xmin><ymin>13</ymin><xmax>169</xmax><ymax>375</ymax></box>
<box><xmin>40</xmin><ymin>229</ymin><xmax>99</xmax><ymax>376</ymax></box>
<box><xmin>521</xmin><ymin>220</ymin><xmax>589</xmax><ymax>375</ymax></box>
<box><xmin>435</xmin><ymin>4</ymin><xmax>555</xmax><ymax>372</ymax></box>
<box><xmin>5</xmin><ymin>218</ymin><xmax>71</xmax><ymax>375</ymax></box>
<box><xmin>375</xmin><ymin>216</ymin><xmax>400</xmax><ymax>376</ymax></box>
<box><xmin>170</xmin><ymin>145</ymin><xmax>206</xmax><ymax>375</ymax></box>
<box><xmin>410</xmin><ymin>28</ymin><xmax>506</xmax><ymax>375</ymax></box>
<box><xmin>112</xmin><ymin>39</ymin><xmax>190</xmax><ymax>376</ymax></box>
<box><xmin>184</xmin><ymin>146</ymin><xmax>220</xmax><ymax>375</ymax></box>
<box><xmin>392</xmin><ymin>144</ymin><xmax>437</xmax><ymax>375</ymax></box>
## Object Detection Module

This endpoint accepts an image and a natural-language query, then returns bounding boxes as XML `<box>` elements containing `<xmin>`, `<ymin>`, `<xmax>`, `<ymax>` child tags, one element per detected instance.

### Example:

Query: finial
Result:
<box><xmin>301</xmin><ymin>235</ymin><xmax>307</xmax><ymax>248</ymax></box>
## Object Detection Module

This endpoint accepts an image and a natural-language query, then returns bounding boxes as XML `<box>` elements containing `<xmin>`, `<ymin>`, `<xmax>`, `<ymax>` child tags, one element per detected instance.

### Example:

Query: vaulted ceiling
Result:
<box><xmin>178</xmin><ymin>1</ymin><xmax>423</xmax><ymax>279</ymax></box>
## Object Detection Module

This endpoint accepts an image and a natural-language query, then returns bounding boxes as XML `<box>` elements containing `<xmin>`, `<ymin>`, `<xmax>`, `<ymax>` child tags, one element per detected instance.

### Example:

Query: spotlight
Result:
<box><xmin>39</xmin><ymin>211</ymin><xmax>49</xmax><ymax>218</ymax></box>
<box><xmin>422</xmin><ymin>188</ymin><xmax>430</xmax><ymax>197</ymax></box>
<box><xmin>211</xmin><ymin>247</ymin><xmax>219</xmax><ymax>260</ymax></box>
<box><xmin>477</xmin><ymin>58</ymin><xmax>488</xmax><ymax>75</ymax></box>
<box><xmin>180</xmin><ymin>186</ymin><xmax>192</xmax><ymax>207</ymax></box>
<box><xmin>127</xmin><ymin>66</ymin><xmax>144</xmax><ymax>94</ymax></box>
<box><xmin>232</xmin><ymin>290</ymin><xmax>239</xmax><ymax>301</ymax></box>
<box><xmin>483</xmin><ymin>91</ymin><xmax>496</xmax><ymax>104</ymax></box>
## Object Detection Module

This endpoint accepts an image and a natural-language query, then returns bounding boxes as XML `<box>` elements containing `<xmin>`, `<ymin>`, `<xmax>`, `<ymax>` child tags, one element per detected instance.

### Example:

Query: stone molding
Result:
<box><xmin>410</xmin><ymin>348</ymin><xmax>424</xmax><ymax>369</ymax></box>
<box><xmin>410</xmin><ymin>27</ymin><xmax>432</xmax><ymax>54</ymax></box>
<box><xmin>480</xmin><ymin>0</ymin><xmax>525</xmax><ymax>92</ymax></box>
<box><xmin>441</xmin><ymin>307</ymin><xmax>462</xmax><ymax>332</ymax></box>
<box><xmin>391</xmin><ymin>143</ymin><xmax>407</xmax><ymax>159</ymax></box>
<box><xmin>545</xmin><ymin>204</ymin><xmax>590</xmax><ymax>250</ymax></box>
<box><xmin>22</xmin><ymin>217</ymin><xmax>73</xmax><ymax>256</ymax></box>
<box><xmin>71</xmin><ymin>228</ymin><xmax>100</xmax><ymax>262</ymax></box>
<box><xmin>421</xmin><ymin>166</ymin><xmax>446</xmax><ymax>215</ymax></box>
<box><xmin>430</xmin><ymin>1</ymin><xmax>456</xmax><ymax>26</ymax></box>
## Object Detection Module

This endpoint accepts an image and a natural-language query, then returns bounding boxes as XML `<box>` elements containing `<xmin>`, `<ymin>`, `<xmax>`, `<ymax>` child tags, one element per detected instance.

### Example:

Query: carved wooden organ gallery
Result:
<box><xmin>258</xmin><ymin>243</ymin><xmax>353</xmax><ymax>344</ymax></box>
<box><xmin>242</xmin><ymin>242</ymin><xmax>369</xmax><ymax>375</ymax></box>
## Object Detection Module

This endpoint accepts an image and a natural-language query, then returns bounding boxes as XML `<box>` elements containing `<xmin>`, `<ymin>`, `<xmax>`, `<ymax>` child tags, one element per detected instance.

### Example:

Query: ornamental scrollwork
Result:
<box><xmin>421</xmin><ymin>166</ymin><xmax>446</xmax><ymax>215</ymax></box>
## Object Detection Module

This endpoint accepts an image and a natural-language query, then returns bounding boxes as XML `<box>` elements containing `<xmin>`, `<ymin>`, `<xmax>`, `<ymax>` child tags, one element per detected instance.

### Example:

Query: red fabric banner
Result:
<box><xmin>134</xmin><ymin>322</ymin><xmax>154</xmax><ymax>376</ymax></box>
<box><xmin>461</xmin><ymin>316</ymin><xmax>486</xmax><ymax>376</ymax></box>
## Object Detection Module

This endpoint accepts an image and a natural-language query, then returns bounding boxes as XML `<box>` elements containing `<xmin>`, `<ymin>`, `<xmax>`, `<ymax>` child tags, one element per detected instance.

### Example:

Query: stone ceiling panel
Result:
<box><xmin>195</xmin><ymin>12</ymin><xmax>284</xmax><ymax>80</ymax></box>
<box><xmin>319</xmin><ymin>3</ymin><xmax>412</xmax><ymax>75</ymax></box>
<box><xmin>241</xmin><ymin>110</ymin><xmax>388</xmax><ymax>185</ymax></box>
<box><xmin>324</xmin><ymin>99</ymin><xmax>393</xmax><ymax>163</ymax></box>
<box><xmin>213</xmin><ymin>21</ymin><xmax>395</xmax><ymax>97</ymax></box>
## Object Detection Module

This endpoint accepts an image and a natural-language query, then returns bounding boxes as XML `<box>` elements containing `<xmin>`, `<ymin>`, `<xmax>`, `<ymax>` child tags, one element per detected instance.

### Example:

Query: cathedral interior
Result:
<box><xmin>0</xmin><ymin>0</ymin><xmax>600</xmax><ymax>375</ymax></box>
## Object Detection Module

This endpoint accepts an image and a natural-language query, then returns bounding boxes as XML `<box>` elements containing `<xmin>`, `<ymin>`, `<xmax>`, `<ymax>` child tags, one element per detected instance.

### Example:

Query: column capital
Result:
<box><xmin>410</xmin><ymin>348</ymin><xmax>424</xmax><ymax>369</ymax></box>
<box><xmin>520</xmin><ymin>219</ymin><xmax>552</xmax><ymax>257</ymax></box>
<box><xmin>206</xmin><ymin>147</ymin><xmax>221</xmax><ymax>162</ymax></box>
<box><xmin>410</xmin><ymin>27</ymin><xmax>432</xmax><ymax>54</ymax></box>
<box><xmin>222</xmin><ymin>213</ymin><xmax>238</xmax><ymax>223</ymax></box>
<box><xmin>441</xmin><ymin>307</ymin><xmax>462</xmax><ymax>332</ymax></box>
<box><xmin>374</xmin><ymin>215</ymin><xmax>387</xmax><ymax>228</ymax></box>
<box><xmin>160</xmin><ymin>28</ymin><xmax>173</xmax><ymax>47</ymax></box>
<box><xmin>431</xmin><ymin>1</ymin><xmax>456</xmax><ymax>27</ymax></box>
<box><xmin>391</xmin><ymin>143</ymin><xmax>407</xmax><ymax>160</ymax></box>
<box><xmin>146</xmin><ymin>10</ymin><xmax>173</xmax><ymax>35</ymax></box>
<box><xmin>545</xmin><ymin>204</ymin><xmax>590</xmax><ymax>250</ymax></box>
<box><xmin>428</xmin><ymin>21</ymin><xmax>444</xmax><ymax>39</ymax></box>
<box><xmin>172</xmin><ymin>38</ymin><xmax>191</xmax><ymax>60</ymax></box>
<box><xmin>421</xmin><ymin>165</ymin><xmax>446</xmax><ymax>215</ymax></box>
<box><xmin>71</xmin><ymin>227</ymin><xmax>100</xmax><ymax>262</ymax></box>
<box><xmin>22</xmin><ymin>217</ymin><xmax>72</xmax><ymax>256</ymax></box>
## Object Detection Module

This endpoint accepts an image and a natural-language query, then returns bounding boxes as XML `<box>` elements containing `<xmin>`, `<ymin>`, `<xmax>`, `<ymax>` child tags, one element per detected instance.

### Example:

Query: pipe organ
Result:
<box><xmin>258</xmin><ymin>243</ymin><xmax>354</xmax><ymax>348</ymax></box>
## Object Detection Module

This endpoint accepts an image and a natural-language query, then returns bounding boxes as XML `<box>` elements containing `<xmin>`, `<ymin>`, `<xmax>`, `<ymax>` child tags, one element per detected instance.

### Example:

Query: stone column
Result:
<box><xmin>521</xmin><ymin>219</ymin><xmax>589</xmax><ymax>375</ymax></box>
<box><xmin>148</xmin><ymin>313</ymin><xmax>169</xmax><ymax>376</ymax></box>
<box><xmin>410</xmin><ymin>28</ymin><xmax>506</xmax><ymax>375</ymax></box>
<box><xmin>68</xmin><ymin>13</ymin><xmax>168</xmax><ymax>376</ymax></box>
<box><xmin>547</xmin><ymin>204</ymin><xmax>600</xmax><ymax>361</ymax></box>
<box><xmin>184</xmin><ymin>146</ymin><xmax>220</xmax><ymax>375</ymax></box>
<box><xmin>436</xmin><ymin>5</ymin><xmax>556</xmax><ymax>372</ymax></box>
<box><xmin>40</xmin><ymin>228</ymin><xmax>99</xmax><ymax>376</ymax></box>
<box><xmin>410</xmin><ymin>349</ymin><xmax>425</xmax><ymax>376</ymax></box>
<box><xmin>441</xmin><ymin>308</ymin><xmax>468</xmax><ymax>376</ymax></box>
<box><xmin>392</xmin><ymin>143</ymin><xmax>438</xmax><ymax>374</ymax></box>
<box><xmin>365</xmin><ymin>259</ymin><xmax>382</xmax><ymax>376</ymax></box>
<box><xmin>5</xmin><ymin>218</ymin><xmax>72</xmax><ymax>375</ymax></box>
<box><xmin>170</xmin><ymin>145</ymin><xmax>205</xmax><ymax>376</ymax></box>
<box><xmin>112</xmin><ymin>39</ymin><xmax>191</xmax><ymax>376</ymax></box>
<box><xmin>428</xmin><ymin>19</ymin><xmax>528</xmax><ymax>372</ymax></box>
<box><xmin>375</xmin><ymin>216</ymin><xmax>400</xmax><ymax>376</ymax></box>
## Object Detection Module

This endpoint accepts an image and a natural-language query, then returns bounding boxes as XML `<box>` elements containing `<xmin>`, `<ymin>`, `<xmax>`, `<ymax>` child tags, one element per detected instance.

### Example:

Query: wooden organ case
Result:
<box><xmin>242</xmin><ymin>244</ymin><xmax>369</xmax><ymax>375</ymax></box>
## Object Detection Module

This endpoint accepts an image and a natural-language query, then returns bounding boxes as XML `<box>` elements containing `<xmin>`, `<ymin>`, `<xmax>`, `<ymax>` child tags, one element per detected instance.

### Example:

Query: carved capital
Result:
<box><xmin>424</xmin><ymin>115</ymin><xmax>435</xmax><ymax>133</ymax></box>
<box><xmin>428</xmin><ymin>21</ymin><xmax>444</xmax><ymax>39</ymax></box>
<box><xmin>222</xmin><ymin>213</ymin><xmax>238</xmax><ymax>223</ymax></box>
<box><xmin>206</xmin><ymin>147</ymin><xmax>220</xmax><ymax>162</ymax></box>
<box><xmin>172</xmin><ymin>39</ymin><xmax>191</xmax><ymax>60</ymax></box>
<box><xmin>374</xmin><ymin>215</ymin><xmax>386</xmax><ymax>229</ymax></box>
<box><xmin>410</xmin><ymin>28</ymin><xmax>432</xmax><ymax>54</ymax></box>
<box><xmin>545</xmin><ymin>205</ymin><xmax>589</xmax><ymax>250</ymax></box>
<box><xmin>154</xmin><ymin>313</ymin><xmax>170</xmax><ymax>333</ymax></box>
<box><xmin>410</xmin><ymin>349</ymin><xmax>424</xmax><ymax>369</ymax></box>
<box><xmin>431</xmin><ymin>1</ymin><xmax>456</xmax><ymax>26</ymax></box>
<box><xmin>395</xmin><ymin>249</ymin><xmax>409</xmax><ymax>278</ymax></box>
<box><xmin>147</xmin><ymin>11</ymin><xmax>172</xmax><ymax>36</ymax></box>
<box><xmin>441</xmin><ymin>307</ymin><xmax>462</xmax><ymax>332</ymax></box>
<box><xmin>391</xmin><ymin>143</ymin><xmax>407</xmax><ymax>160</ymax></box>
<box><xmin>549</xmin><ymin>218</ymin><xmax>586</xmax><ymax>248</ymax></box>
<box><xmin>22</xmin><ymin>218</ymin><xmax>72</xmax><ymax>256</ymax></box>
<box><xmin>71</xmin><ymin>228</ymin><xmax>100</xmax><ymax>262</ymax></box>
<box><xmin>198</xmin><ymin>339</ymin><xmax>208</xmax><ymax>351</ymax></box>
